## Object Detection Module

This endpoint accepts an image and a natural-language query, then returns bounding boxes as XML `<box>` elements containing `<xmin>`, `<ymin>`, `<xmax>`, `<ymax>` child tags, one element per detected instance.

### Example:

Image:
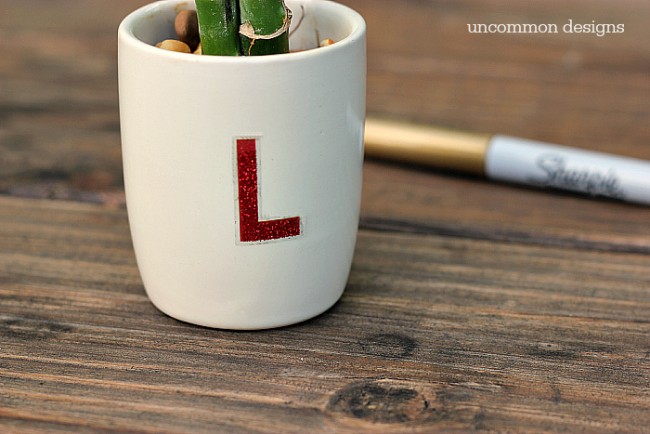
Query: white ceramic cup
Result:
<box><xmin>118</xmin><ymin>0</ymin><xmax>366</xmax><ymax>329</ymax></box>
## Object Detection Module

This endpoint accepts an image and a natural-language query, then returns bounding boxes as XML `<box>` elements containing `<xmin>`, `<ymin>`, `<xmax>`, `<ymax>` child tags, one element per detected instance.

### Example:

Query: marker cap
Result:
<box><xmin>364</xmin><ymin>118</ymin><xmax>490</xmax><ymax>176</ymax></box>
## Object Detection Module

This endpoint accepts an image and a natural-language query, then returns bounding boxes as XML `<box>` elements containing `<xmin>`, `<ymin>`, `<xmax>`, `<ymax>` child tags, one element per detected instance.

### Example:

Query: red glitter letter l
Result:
<box><xmin>236</xmin><ymin>138</ymin><xmax>301</xmax><ymax>242</ymax></box>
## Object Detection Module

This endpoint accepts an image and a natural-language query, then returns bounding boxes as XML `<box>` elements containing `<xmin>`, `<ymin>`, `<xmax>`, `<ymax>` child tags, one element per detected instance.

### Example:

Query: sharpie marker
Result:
<box><xmin>364</xmin><ymin>118</ymin><xmax>650</xmax><ymax>206</ymax></box>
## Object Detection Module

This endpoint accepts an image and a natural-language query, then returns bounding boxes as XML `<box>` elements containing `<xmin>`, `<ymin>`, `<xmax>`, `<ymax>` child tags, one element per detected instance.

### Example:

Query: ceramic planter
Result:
<box><xmin>118</xmin><ymin>0</ymin><xmax>366</xmax><ymax>329</ymax></box>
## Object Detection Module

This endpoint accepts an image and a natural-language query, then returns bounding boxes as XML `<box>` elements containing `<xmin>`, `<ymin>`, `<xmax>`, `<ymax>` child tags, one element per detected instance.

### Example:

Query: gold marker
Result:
<box><xmin>364</xmin><ymin>118</ymin><xmax>650</xmax><ymax>205</ymax></box>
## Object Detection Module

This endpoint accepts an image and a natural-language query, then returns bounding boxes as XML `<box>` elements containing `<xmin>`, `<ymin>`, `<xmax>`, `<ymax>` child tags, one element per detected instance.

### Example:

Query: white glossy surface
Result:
<box><xmin>118</xmin><ymin>0</ymin><xmax>366</xmax><ymax>329</ymax></box>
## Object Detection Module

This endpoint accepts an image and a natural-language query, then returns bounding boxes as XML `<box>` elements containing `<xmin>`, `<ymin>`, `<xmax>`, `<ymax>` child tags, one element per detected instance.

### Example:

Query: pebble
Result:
<box><xmin>175</xmin><ymin>10</ymin><xmax>200</xmax><ymax>51</ymax></box>
<box><xmin>156</xmin><ymin>39</ymin><xmax>191</xmax><ymax>53</ymax></box>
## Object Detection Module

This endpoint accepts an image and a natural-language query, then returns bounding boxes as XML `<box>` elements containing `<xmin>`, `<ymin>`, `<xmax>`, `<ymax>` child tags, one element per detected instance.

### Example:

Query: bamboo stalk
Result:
<box><xmin>238</xmin><ymin>0</ymin><xmax>291</xmax><ymax>56</ymax></box>
<box><xmin>195</xmin><ymin>0</ymin><xmax>241</xmax><ymax>56</ymax></box>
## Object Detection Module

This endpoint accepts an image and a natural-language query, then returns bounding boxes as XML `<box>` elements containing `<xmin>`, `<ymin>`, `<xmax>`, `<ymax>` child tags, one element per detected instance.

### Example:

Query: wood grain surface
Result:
<box><xmin>1</xmin><ymin>0</ymin><xmax>649</xmax><ymax>432</ymax></box>
<box><xmin>1</xmin><ymin>196</ymin><xmax>649</xmax><ymax>433</ymax></box>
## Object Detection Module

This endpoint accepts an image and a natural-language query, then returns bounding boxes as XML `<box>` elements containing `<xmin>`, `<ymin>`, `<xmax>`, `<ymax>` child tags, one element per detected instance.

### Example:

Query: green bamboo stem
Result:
<box><xmin>238</xmin><ymin>0</ymin><xmax>291</xmax><ymax>56</ymax></box>
<box><xmin>195</xmin><ymin>0</ymin><xmax>241</xmax><ymax>56</ymax></box>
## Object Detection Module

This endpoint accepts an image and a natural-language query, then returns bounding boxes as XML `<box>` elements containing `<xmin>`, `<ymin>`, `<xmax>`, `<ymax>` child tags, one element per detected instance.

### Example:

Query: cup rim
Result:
<box><xmin>118</xmin><ymin>0</ymin><xmax>366</xmax><ymax>64</ymax></box>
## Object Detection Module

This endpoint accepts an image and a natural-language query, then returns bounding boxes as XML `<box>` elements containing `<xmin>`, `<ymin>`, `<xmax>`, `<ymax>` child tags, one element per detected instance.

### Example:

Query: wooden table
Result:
<box><xmin>1</xmin><ymin>0</ymin><xmax>649</xmax><ymax>432</ymax></box>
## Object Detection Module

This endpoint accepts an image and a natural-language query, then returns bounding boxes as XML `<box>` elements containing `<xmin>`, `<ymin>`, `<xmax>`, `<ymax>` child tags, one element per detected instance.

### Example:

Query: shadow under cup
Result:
<box><xmin>118</xmin><ymin>0</ymin><xmax>366</xmax><ymax>329</ymax></box>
